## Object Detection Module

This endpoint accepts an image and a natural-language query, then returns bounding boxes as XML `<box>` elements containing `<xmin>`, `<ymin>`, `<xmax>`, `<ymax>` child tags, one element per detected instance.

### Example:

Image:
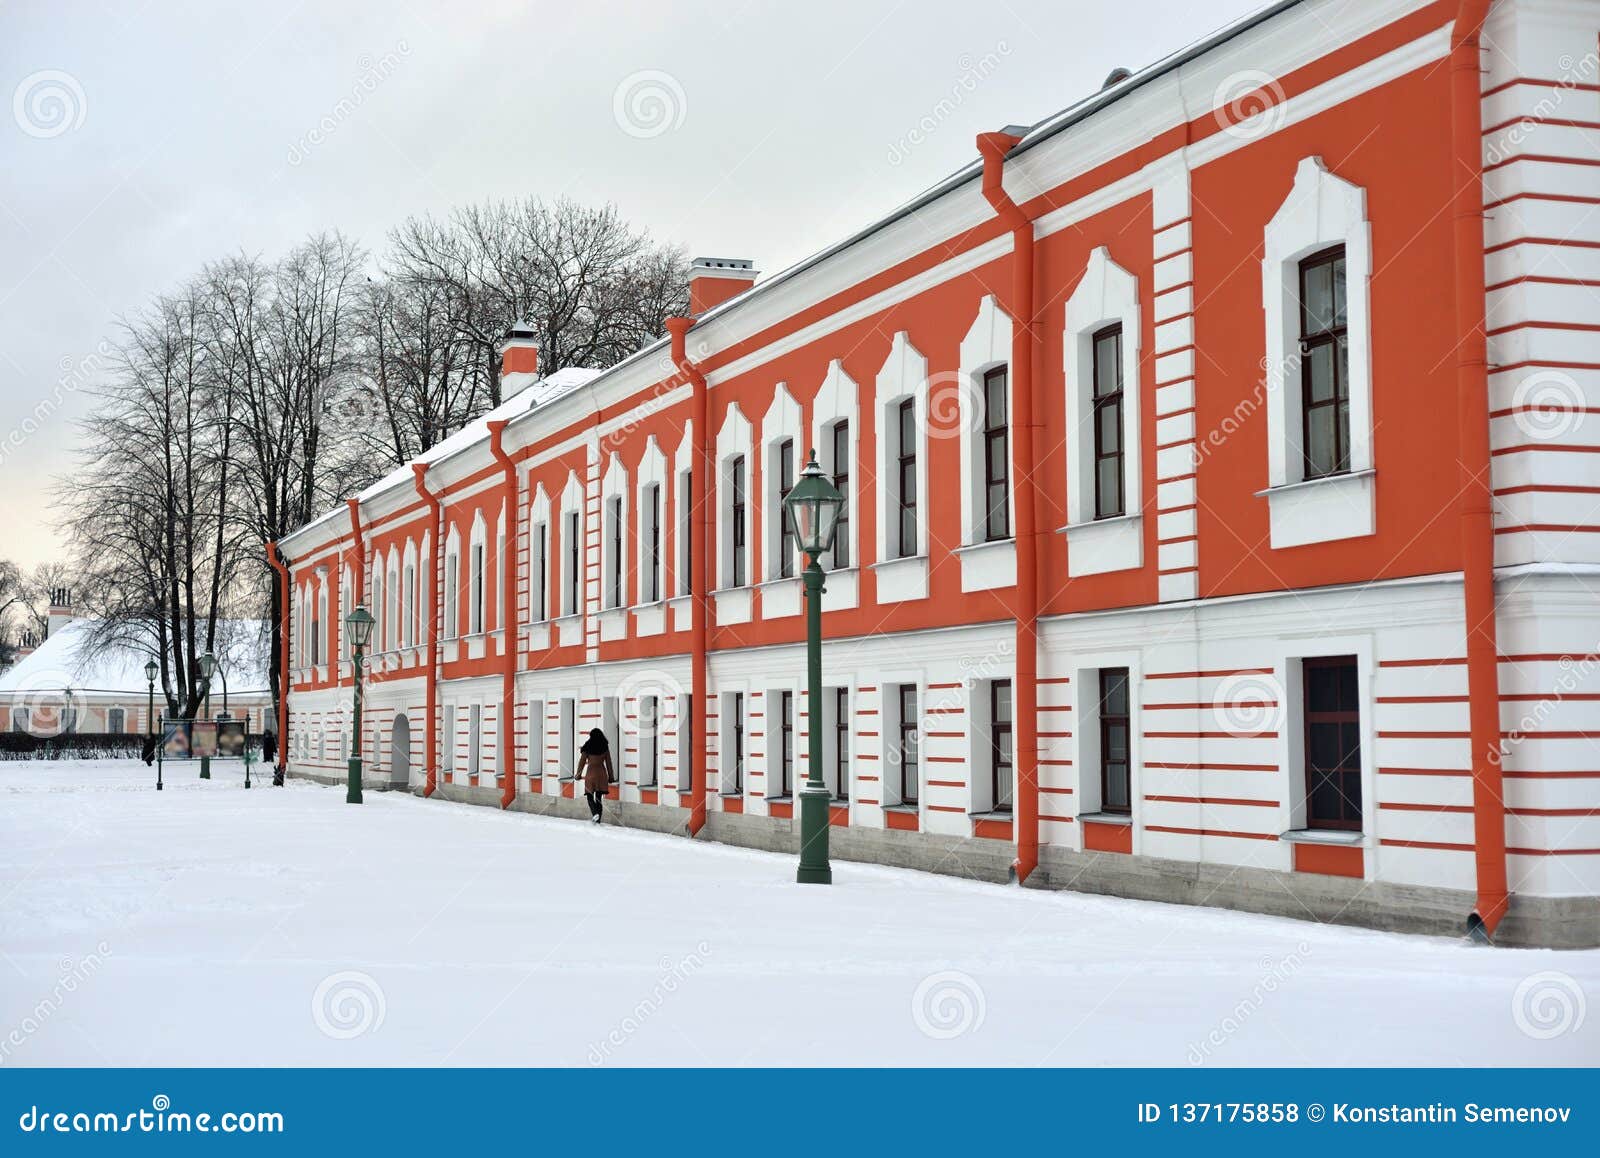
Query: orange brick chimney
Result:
<box><xmin>688</xmin><ymin>257</ymin><xmax>758</xmax><ymax>315</ymax></box>
<box><xmin>497</xmin><ymin>321</ymin><xmax>539</xmax><ymax>382</ymax></box>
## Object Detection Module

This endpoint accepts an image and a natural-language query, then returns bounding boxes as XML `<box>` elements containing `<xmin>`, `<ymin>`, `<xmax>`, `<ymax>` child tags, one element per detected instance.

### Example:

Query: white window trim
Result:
<box><xmin>673</xmin><ymin>422</ymin><xmax>695</xmax><ymax>600</ymax></box>
<box><xmin>528</xmin><ymin>483</ymin><xmax>552</xmax><ymax>622</ymax></box>
<box><xmin>1260</xmin><ymin>156</ymin><xmax>1375</xmax><ymax>547</ymax></box>
<box><xmin>468</xmin><ymin>513</ymin><xmax>488</xmax><ymax>635</ymax></box>
<box><xmin>559</xmin><ymin>471</ymin><xmax>585</xmax><ymax>618</ymax></box>
<box><xmin>760</xmin><ymin>384</ymin><xmax>803</xmax><ymax>584</ymax></box>
<box><xmin>1062</xmin><ymin>246</ymin><xmax>1144</xmax><ymax>577</ymax></box>
<box><xmin>635</xmin><ymin>436</ymin><xmax>667</xmax><ymax>605</ymax></box>
<box><xmin>957</xmin><ymin>295</ymin><xmax>1016</xmax><ymax>592</ymax></box>
<box><xmin>811</xmin><ymin>358</ymin><xmax>859</xmax><ymax>572</ymax></box>
<box><xmin>601</xmin><ymin>453</ymin><xmax>630</xmax><ymax>611</ymax></box>
<box><xmin>873</xmin><ymin>331</ymin><xmax>931</xmax><ymax>603</ymax></box>
<box><xmin>715</xmin><ymin>403</ymin><xmax>753</xmax><ymax>594</ymax></box>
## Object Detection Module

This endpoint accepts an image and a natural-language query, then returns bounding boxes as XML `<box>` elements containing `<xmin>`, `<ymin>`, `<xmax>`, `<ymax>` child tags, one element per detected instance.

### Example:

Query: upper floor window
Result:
<box><xmin>827</xmin><ymin>421</ymin><xmax>850</xmax><ymax>568</ymax></box>
<box><xmin>1298</xmin><ymin>246</ymin><xmax>1349</xmax><ymax>480</ymax></box>
<box><xmin>564</xmin><ymin>510</ymin><xmax>580</xmax><ymax>616</ymax></box>
<box><xmin>895</xmin><ymin>399</ymin><xmax>918</xmax><ymax>558</ymax></box>
<box><xmin>677</xmin><ymin>469</ymin><xmax>693</xmax><ymax>597</ymax></box>
<box><xmin>776</xmin><ymin>439</ymin><xmax>796</xmax><ymax>579</ymax></box>
<box><xmin>403</xmin><ymin>560</ymin><xmax>416</xmax><ymax>648</ymax></box>
<box><xmin>1303</xmin><ymin>655</ymin><xmax>1361</xmax><ymax>831</ymax></box>
<box><xmin>606</xmin><ymin>495</ymin><xmax>624</xmax><ymax>609</ymax></box>
<box><xmin>1091</xmin><ymin>324</ymin><xmax>1125</xmax><ymax>520</ymax></box>
<box><xmin>642</xmin><ymin>482</ymin><xmax>661</xmax><ymax>603</ymax></box>
<box><xmin>532</xmin><ymin>521</ymin><xmax>548</xmax><ymax>621</ymax></box>
<box><xmin>444</xmin><ymin>546</ymin><xmax>459</xmax><ymax>638</ymax></box>
<box><xmin>982</xmin><ymin>366</ymin><xmax>1010</xmax><ymax>542</ymax></box>
<box><xmin>728</xmin><ymin>455</ymin><xmax>748</xmax><ymax>588</ymax></box>
<box><xmin>469</xmin><ymin>540</ymin><xmax>485</xmax><ymax>634</ymax></box>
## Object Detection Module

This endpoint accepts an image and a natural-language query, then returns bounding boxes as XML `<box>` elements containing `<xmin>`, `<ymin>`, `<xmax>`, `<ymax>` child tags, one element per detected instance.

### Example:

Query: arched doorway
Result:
<box><xmin>390</xmin><ymin>714</ymin><xmax>411</xmax><ymax>788</ymax></box>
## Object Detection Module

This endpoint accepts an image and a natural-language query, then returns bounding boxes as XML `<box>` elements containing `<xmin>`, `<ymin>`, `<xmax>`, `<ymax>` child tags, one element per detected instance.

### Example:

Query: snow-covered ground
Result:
<box><xmin>1</xmin><ymin>759</ymin><xmax>1595</xmax><ymax>1067</ymax></box>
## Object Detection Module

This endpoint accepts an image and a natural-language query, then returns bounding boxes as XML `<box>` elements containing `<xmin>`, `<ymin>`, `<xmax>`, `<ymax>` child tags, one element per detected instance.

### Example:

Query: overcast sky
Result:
<box><xmin>0</xmin><ymin>0</ymin><xmax>1264</xmax><ymax>573</ymax></box>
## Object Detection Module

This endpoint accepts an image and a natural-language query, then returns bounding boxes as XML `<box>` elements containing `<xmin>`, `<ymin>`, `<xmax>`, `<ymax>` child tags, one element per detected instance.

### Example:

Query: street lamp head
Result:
<box><xmin>346</xmin><ymin>605</ymin><xmax>375</xmax><ymax>649</ymax></box>
<box><xmin>197</xmin><ymin>651</ymin><xmax>217</xmax><ymax>681</ymax></box>
<box><xmin>144</xmin><ymin>659</ymin><xmax>158</xmax><ymax>683</ymax></box>
<box><xmin>783</xmin><ymin>449</ymin><xmax>845</xmax><ymax>558</ymax></box>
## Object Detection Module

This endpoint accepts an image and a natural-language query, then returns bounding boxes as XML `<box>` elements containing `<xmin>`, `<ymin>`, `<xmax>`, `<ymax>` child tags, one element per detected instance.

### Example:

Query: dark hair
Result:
<box><xmin>580</xmin><ymin>728</ymin><xmax>609</xmax><ymax>756</ymax></box>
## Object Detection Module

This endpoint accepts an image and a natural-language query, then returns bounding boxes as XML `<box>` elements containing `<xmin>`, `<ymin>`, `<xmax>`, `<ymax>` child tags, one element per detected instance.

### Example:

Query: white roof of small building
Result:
<box><xmin>0</xmin><ymin>618</ymin><xmax>271</xmax><ymax>698</ymax></box>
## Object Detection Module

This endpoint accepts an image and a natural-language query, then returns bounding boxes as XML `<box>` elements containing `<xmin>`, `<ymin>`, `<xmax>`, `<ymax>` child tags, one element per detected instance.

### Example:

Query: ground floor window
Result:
<box><xmin>897</xmin><ymin>684</ymin><xmax>920</xmax><ymax>806</ymax></box>
<box><xmin>639</xmin><ymin>695</ymin><xmax>659</xmax><ymax>787</ymax></box>
<box><xmin>1098</xmin><ymin>669</ymin><xmax>1130</xmax><ymax>814</ymax></box>
<box><xmin>725</xmin><ymin>692</ymin><xmax>744</xmax><ymax>794</ymax></box>
<box><xmin>990</xmin><ymin>679</ymin><xmax>1014</xmax><ymax>811</ymax></box>
<box><xmin>1303</xmin><ymin>656</ymin><xmax>1361</xmax><ymax>830</ymax></box>
<box><xmin>776</xmin><ymin>690</ymin><xmax>793</xmax><ymax>797</ymax></box>
<box><xmin>108</xmin><ymin>707</ymin><xmax>126</xmax><ymax>733</ymax></box>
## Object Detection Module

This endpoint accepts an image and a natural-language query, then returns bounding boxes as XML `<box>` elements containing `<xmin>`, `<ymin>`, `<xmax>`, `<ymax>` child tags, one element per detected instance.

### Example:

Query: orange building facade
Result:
<box><xmin>276</xmin><ymin>0</ymin><xmax>1600</xmax><ymax>947</ymax></box>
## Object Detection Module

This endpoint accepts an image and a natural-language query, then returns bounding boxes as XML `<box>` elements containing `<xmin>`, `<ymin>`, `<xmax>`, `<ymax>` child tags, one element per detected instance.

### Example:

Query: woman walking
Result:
<box><xmin>578</xmin><ymin>728</ymin><xmax>615</xmax><ymax>824</ymax></box>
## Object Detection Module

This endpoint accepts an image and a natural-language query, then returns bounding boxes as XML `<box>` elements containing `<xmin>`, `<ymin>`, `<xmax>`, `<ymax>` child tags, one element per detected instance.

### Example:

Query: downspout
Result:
<box><xmin>666</xmin><ymin>315</ymin><xmax>710</xmax><ymax>837</ymax></box>
<box><xmin>412</xmin><ymin>464</ymin><xmax>443</xmax><ymax>798</ymax></box>
<box><xmin>266</xmin><ymin>541</ymin><xmax>291</xmax><ymax>786</ymax></box>
<box><xmin>346</xmin><ymin>498</ymin><xmax>367</xmax><ymax>628</ymax></box>
<box><xmin>978</xmin><ymin>129</ymin><xmax>1042</xmax><ymax>885</ymax></box>
<box><xmin>487</xmin><ymin>420</ymin><xmax>520</xmax><ymax>809</ymax></box>
<box><xmin>1452</xmin><ymin>0</ymin><xmax>1508</xmax><ymax>941</ymax></box>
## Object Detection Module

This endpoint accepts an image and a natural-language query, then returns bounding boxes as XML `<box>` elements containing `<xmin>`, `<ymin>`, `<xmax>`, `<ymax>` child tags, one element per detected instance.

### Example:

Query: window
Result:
<box><xmin>528</xmin><ymin>698</ymin><xmax>545</xmax><ymax>778</ymax></box>
<box><xmin>895</xmin><ymin>398</ymin><xmax>918</xmax><ymax>558</ymax></box>
<box><xmin>642</xmin><ymin>483</ymin><xmax>661</xmax><ymax>603</ymax></box>
<box><xmin>982</xmin><ymin>366</ymin><xmax>1010</xmax><ymax>541</ymax></box>
<box><xmin>1303</xmin><ymin>656</ymin><xmax>1361</xmax><ymax>830</ymax></box>
<box><xmin>727</xmin><ymin>692</ymin><xmax>745</xmax><ymax>793</ymax></box>
<box><xmin>678</xmin><ymin>693</ymin><xmax>693</xmax><ymax>791</ymax></box>
<box><xmin>564</xmin><ymin>511</ymin><xmax>580</xmax><ymax>616</ymax></box>
<box><xmin>898</xmin><ymin>685</ymin><xmax>920</xmax><ymax>805</ymax></box>
<box><xmin>678</xmin><ymin>469</ymin><xmax>693</xmax><ymax>596</ymax></box>
<box><xmin>108</xmin><ymin>707</ymin><xmax>125</xmax><ymax>733</ymax></box>
<box><xmin>833</xmin><ymin>687</ymin><xmax>849</xmax><ymax>801</ymax></box>
<box><xmin>640</xmin><ymin>695</ymin><xmax>659</xmax><ymax>787</ymax></box>
<box><xmin>1298</xmin><ymin>247</ymin><xmax>1350</xmax><ymax>480</ymax></box>
<box><xmin>1098</xmin><ymin>669</ymin><xmax>1130</xmax><ymax>814</ymax></box>
<box><xmin>403</xmin><ymin>562</ymin><xmax>416</xmax><ymax>648</ymax></box>
<box><xmin>443</xmin><ymin>704</ymin><xmax>456</xmax><ymax>772</ymax></box>
<box><xmin>468</xmin><ymin>704</ymin><xmax>482</xmax><ymax>779</ymax></box>
<box><xmin>1091</xmin><ymin>324</ymin><xmax>1125</xmax><ymax>520</ymax></box>
<box><xmin>532</xmin><ymin>521</ymin><xmax>548</xmax><ymax>621</ymax></box>
<box><xmin>559</xmin><ymin>698</ymin><xmax>576</xmax><ymax>776</ymax></box>
<box><xmin>11</xmin><ymin>707</ymin><xmax>27</xmax><ymax>732</ymax></box>
<box><xmin>990</xmin><ymin>680</ymin><xmax>1014</xmax><ymax>812</ymax></box>
<box><xmin>828</xmin><ymin>421</ymin><xmax>849</xmax><ymax>568</ymax></box>
<box><xmin>729</xmin><ymin>455</ymin><xmax>747</xmax><ymax>588</ymax></box>
<box><xmin>606</xmin><ymin>495</ymin><xmax>624</xmax><ymax>609</ymax></box>
<box><xmin>776</xmin><ymin>439</ymin><xmax>796</xmax><ymax>579</ymax></box>
<box><xmin>776</xmin><ymin>690</ymin><xmax>794</xmax><ymax>798</ymax></box>
<box><xmin>470</xmin><ymin>541</ymin><xmax>485</xmax><ymax>634</ymax></box>
<box><xmin>445</xmin><ymin>547</ymin><xmax>460</xmax><ymax>638</ymax></box>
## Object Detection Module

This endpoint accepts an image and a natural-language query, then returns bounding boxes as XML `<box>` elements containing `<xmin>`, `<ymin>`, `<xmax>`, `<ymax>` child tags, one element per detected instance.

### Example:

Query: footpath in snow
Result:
<box><xmin>1</xmin><ymin>759</ymin><xmax>1595</xmax><ymax>1066</ymax></box>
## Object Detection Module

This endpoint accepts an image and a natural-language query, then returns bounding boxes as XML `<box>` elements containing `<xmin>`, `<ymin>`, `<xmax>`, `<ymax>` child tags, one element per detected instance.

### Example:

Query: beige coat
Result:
<box><xmin>580</xmin><ymin>750</ymin><xmax>613</xmax><ymax>794</ymax></box>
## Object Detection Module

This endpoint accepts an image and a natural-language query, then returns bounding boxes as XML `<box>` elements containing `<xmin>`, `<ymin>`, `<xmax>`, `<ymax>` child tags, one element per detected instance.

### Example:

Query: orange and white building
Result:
<box><xmin>274</xmin><ymin>0</ymin><xmax>1600</xmax><ymax>947</ymax></box>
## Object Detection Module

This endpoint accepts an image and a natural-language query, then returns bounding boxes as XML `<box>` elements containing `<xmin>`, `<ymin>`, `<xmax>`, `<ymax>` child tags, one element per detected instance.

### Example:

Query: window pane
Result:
<box><xmin>1306</xmin><ymin>342</ymin><xmax>1335</xmax><ymax>403</ymax></box>
<box><xmin>1102</xmin><ymin>668</ymin><xmax>1129</xmax><ymax>715</ymax></box>
<box><xmin>1301</xmin><ymin>259</ymin><xmax>1334</xmax><ymax>332</ymax></box>
<box><xmin>1307</xmin><ymin>665</ymin><xmax>1338</xmax><ymax>713</ymax></box>
<box><xmin>1093</xmin><ymin>329</ymin><xmax>1121</xmax><ymax>398</ymax></box>
<box><xmin>1096</xmin><ymin>458</ymin><xmax>1121</xmax><ymax>518</ymax></box>
<box><xmin>985</xmin><ymin>370</ymin><xmax>1007</xmax><ymax>425</ymax></box>
<box><xmin>1104</xmin><ymin>762</ymin><xmax>1129</xmax><ymax>811</ymax></box>
<box><xmin>1331</xmin><ymin>255</ymin><xmax>1347</xmax><ymax>327</ymax></box>
<box><xmin>994</xmin><ymin>681</ymin><xmax>1011</xmax><ymax>723</ymax></box>
<box><xmin>1097</xmin><ymin>400</ymin><xmax>1122</xmax><ymax>452</ymax></box>
<box><xmin>1307</xmin><ymin>405</ymin><xmax>1335</xmax><ymax>476</ymax></box>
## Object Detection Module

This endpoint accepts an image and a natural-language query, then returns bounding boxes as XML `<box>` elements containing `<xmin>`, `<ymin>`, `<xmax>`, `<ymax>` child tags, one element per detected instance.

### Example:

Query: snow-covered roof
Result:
<box><xmin>289</xmin><ymin>367</ymin><xmax>605</xmax><ymax>546</ymax></box>
<box><xmin>0</xmin><ymin>618</ymin><xmax>271</xmax><ymax>697</ymax></box>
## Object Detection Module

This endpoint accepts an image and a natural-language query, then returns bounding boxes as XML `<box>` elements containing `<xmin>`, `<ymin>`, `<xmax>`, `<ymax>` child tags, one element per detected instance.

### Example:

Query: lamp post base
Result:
<box><xmin>796</xmin><ymin>784</ymin><xmax>833</xmax><ymax>884</ymax></box>
<box><xmin>347</xmin><ymin>758</ymin><xmax>363</xmax><ymax>804</ymax></box>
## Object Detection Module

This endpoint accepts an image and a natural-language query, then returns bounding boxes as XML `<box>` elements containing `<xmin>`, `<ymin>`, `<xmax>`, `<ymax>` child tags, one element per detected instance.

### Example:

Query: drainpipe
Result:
<box><xmin>487</xmin><ymin>419</ymin><xmax>520</xmax><ymax>809</ymax></box>
<box><xmin>666</xmin><ymin>315</ymin><xmax>710</xmax><ymax>837</ymax></box>
<box><xmin>977</xmin><ymin>129</ymin><xmax>1042</xmax><ymax>885</ymax></box>
<box><xmin>411</xmin><ymin>464</ymin><xmax>443</xmax><ymax>798</ymax></box>
<box><xmin>1452</xmin><ymin>0</ymin><xmax>1508</xmax><ymax>941</ymax></box>
<box><xmin>265</xmin><ymin>541</ymin><xmax>291</xmax><ymax>786</ymax></box>
<box><xmin>346</xmin><ymin>498</ymin><xmax>367</xmax><ymax>631</ymax></box>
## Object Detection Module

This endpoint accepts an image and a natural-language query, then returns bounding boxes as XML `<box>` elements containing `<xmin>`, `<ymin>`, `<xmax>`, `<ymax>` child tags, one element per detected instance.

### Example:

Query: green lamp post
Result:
<box><xmin>197</xmin><ymin>651</ymin><xmax>216</xmax><ymax>779</ymax></box>
<box><xmin>145</xmin><ymin>659</ymin><xmax>160</xmax><ymax>791</ymax></box>
<box><xmin>345</xmin><ymin>605</ymin><xmax>375</xmax><ymax>805</ymax></box>
<box><xmin>782</xmin><ymin>449</ymin><xmax>846</xmax><ymax>885</ymax></box>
